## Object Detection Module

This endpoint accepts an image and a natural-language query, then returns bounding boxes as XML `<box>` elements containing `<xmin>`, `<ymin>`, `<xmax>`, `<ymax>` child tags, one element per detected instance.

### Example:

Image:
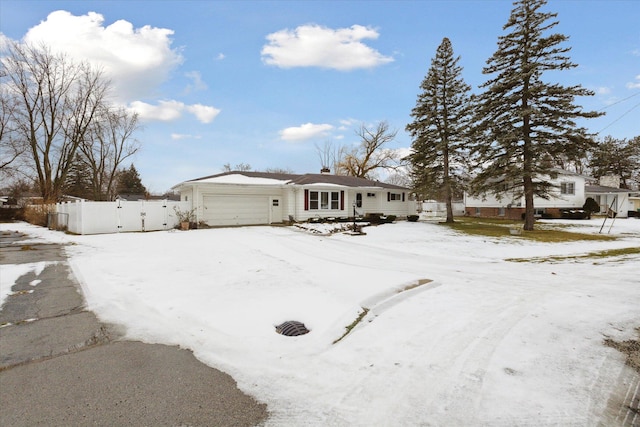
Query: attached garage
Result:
<box><xmin>202</xmin><ymin>195</ymin><xmax>270</xmax><ymax>226</ymax></box>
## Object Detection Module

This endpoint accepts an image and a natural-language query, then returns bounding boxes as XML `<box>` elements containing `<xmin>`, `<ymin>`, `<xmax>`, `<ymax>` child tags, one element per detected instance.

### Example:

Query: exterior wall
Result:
<box><xmin>464</xmin><ymin>206</ymin><xmax>565</xmax><ymax>220</ymax></box>
<box><xmin>291</xmin><ymin>185</ymin><xmax>352</xmax><ymax>222</ymax></box>
<box><xmin>465</xmin><ymin>174</ymin><xmax>587</xmax><ymax>217</ymax></box>
<box><xmin>54</xmin><ymin>200</ymin><xmax>189</xmax><ymax>234</ymax></box>
<box><xmin>589</xmin><ymin>193</ymin><xmax>629</xmax><ymax>218</ymax></box>
<box><xmin>290</xmin><ymin>187</ymin><xmax>417</xmax><ymax>222</ymax></box>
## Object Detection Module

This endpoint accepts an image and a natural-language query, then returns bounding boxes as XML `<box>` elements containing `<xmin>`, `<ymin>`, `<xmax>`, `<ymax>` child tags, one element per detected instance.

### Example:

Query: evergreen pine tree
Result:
<box><xmin>116</xmin><ymin>164</ymin><xmax>147</xmax><ymax>196</ymax></box>
<box><xmin>62</xmin><ymin>155</ymin><xmax>93</xmax><ymax>199</ymax></box>
<box><xmin>406</xmin><ymin>37</ymin><xmax>471</xmax><ymax>223</ymax></box>
<box><xmin>470</xmin><ymin>0</ymin><xmax>602</xmax><ymax>230</ymax></box>
<box><xmin>589</xmin><ymin>136</ymin><xmax>640</xmax><ymax>190</ymax></box>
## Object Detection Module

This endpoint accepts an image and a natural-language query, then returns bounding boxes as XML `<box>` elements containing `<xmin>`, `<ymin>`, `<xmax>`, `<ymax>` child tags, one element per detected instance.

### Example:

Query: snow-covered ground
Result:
<box><xmin>2</xmin><ymin>218</ymin><xmax>639</xmax><ymax>426</ymax></box>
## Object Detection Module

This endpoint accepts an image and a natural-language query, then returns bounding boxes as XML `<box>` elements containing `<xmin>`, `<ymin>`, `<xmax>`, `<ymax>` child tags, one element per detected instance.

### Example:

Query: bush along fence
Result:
<box><xmin>49</xmin><ymin>199</ymin><xmax>191</xmax><ymax>235</ymax></box>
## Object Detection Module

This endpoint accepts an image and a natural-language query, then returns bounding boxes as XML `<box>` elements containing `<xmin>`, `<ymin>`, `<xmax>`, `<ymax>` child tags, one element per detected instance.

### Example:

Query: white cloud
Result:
<box><xmin>22</xmin><ymin>10</ymin><xmax>183</xmax><ymax>101</ymax></box>
<box><xmin>596</xmin><ymin>87</ymin><xmax>611</xmax><ymax>95</ymax></box>
<box><xmin>129</xmin><ymin>100</ymin><xmax>220</xmax><ymax>123</ymax></box>
<box><xmin>215</xmin><ymin>53</ymin><xmax>225</xmax><ymax>60</ymax></box>
<box><xmin>279</xmin><ymin>123</ymin><xmax>334</xmax><ymax>142</ymax></box>
<box><xmin>171</xmin><ymin>133</ymin><xmax>202</xmax><ymax>140</ymax></box>
<box><xmin>184</xmin><ymin>71</ymin><xmax>208</xmax><ymax>93</ymax></box>
<box><xmin>626</xmin><ymin>75</ymin><xmax>640</xmax><ymax>89</ymax></box>
<box><xmin>186</xmin><ymin>104</ymin><xmax>221</xmax><ymax>123</ymax></box>
<box><xmin>261</xmin><ymin>24</ymin><xmax>394</xmax><ymax>70</ymax></box>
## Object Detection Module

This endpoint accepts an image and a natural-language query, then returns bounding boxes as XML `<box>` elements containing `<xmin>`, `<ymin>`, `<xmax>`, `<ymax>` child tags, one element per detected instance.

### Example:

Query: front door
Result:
<box><xmin>270</xmin><ymin>197</ymin><xmax>283</xmax><ymax>223</ymax></box>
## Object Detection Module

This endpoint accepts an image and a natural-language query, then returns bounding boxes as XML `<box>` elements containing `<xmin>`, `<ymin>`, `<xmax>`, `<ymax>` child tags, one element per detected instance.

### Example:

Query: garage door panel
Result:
<box><xmin>203</xmin><ymin>195</ymin><xmax>269</xmax><ymax>226</ymax></box>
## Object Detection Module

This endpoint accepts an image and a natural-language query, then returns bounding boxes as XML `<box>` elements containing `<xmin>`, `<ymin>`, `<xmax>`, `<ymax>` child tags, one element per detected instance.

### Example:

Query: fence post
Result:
<box><xmin>79</xmin><ymin>200</ymin><xmax>85</xmax><ymax>235</ymax></box>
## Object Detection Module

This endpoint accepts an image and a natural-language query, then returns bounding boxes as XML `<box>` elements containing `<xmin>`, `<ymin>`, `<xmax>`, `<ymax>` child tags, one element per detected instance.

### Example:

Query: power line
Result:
<box><xmin>597</xmin><ymin>100</ymin><xmax>640</xmax><ymax>134</ymax></box>
<box><xmin>597</xmin><ymin>91</ymin><xmax>640</xmax><ymax>112</ymax></box>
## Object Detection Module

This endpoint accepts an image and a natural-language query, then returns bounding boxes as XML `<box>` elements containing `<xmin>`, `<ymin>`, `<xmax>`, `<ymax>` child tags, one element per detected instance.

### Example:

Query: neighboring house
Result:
<box><xmin>172</xmin><ymin>170</ymin><xmax>417</xmax><ymax>227</ymax></box>
<box><xmin>585</xmin><ymin>176</ymin><xmax>636</xmax><ymax>219</ymax></box>
<box><xmin>630</xmin><ymin>196</ymin><xmax>640</xmax><ymax>215</ymax></box>
<box><xmin>464</xmin><ymin>170</ymin><xmax>590</xmax><ymax>219</ymax></box>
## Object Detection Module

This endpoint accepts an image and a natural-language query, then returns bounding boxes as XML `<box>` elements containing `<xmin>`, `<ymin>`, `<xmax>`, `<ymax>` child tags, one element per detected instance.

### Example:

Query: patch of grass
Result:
<box><xmin>507</xmin><ymin>246</ymin><xmax>640</xmax><ymax>263</ymax></box>
<box><xmin>605</xmin><ymin>327</ymin><xmax>640</xmax><ymax>374</ymax></box>
<box><xmin>444</xmin><ymin>217</ymin><xmax>615</xmax><ymax>242</ymax></box>
<box><xmin>333</xmin><ymin>308</ymin><xmax>369</xmax><ymax>344</ymax></box>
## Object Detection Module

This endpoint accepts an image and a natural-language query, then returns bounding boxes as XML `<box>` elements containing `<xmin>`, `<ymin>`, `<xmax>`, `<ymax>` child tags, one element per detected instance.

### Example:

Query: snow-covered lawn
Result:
<box><xmin>2</xmin><ymin>219</ymin><xmax>639</xmax><ymax>425</ymax></box>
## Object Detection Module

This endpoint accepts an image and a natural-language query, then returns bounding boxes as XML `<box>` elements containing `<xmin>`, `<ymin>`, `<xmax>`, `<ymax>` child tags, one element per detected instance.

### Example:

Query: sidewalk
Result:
<box><xmin>0</xmin><ymin>229</ymin><xmax>268</xmax><ymax>426</ymax></box>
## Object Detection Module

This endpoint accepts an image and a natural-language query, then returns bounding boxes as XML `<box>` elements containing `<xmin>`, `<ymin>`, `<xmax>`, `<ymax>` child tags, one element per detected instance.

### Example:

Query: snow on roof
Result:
<box><xmin>189</xmin><ymin>173</ymin><xmax>292</xmax><ymax>185</ymax></box>
<box><xmin>177</xmin><ymin>171</ymin><xmax>411</xmax><ymax>190</ymax></box>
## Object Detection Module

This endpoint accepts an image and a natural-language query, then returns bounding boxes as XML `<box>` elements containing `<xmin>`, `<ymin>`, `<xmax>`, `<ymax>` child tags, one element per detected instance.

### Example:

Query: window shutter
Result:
<box><xmin>304</xmin><ymin>189</ymin><xmax>309</xmax><ymax>211</ymax></box>
<box><xmin>402</xmin><ymin>192</ymin><xmax>405</xmax><ymax>202</ymax></box>
<box><xmin>387</xmin><ymin>192</ymin><xmax>390</xmax><ymax>202</ymax></box>
<box><xmin>340</xmin><ymin>191</ymin><xmax>344</xmax><ymax>210</ymax></box>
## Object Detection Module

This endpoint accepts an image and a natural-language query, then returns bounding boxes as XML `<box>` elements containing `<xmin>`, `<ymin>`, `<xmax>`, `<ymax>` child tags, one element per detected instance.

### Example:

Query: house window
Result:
<box><xmin>309</xmin><ymin>191</ymin><xmax>319</xmax><ymax>210</ymax></box>
<box><xmin>308</xmin><ymin>191</ymin><xmax>341</xmax><ymax>210</ymax></box>
<box><xmin>356</xmin><ymin>193</ymin><xmax>363</xmax><ymax>208</ymax></box>
<box><xmin>389</xmin><ymin>193</ymin><xmax>403</xmax><ymax>201</ymax></box>
<box><xmin>272</xmin><ymin>199</ymin><xmax>279</xmax><ymax>206</ymax></box>
<box><xmin>475</xmin><ymin>207</ymin><xmax>481</xmax><ymax>216</ymax></box>
<box><xmin>560</xmin><ymin>182</ymin><xmax>575</xmax><ymax>195</ymax></box>
<box><xmin>331</xmin><ymin>192</ymin><xmax>339</xmax><ymax>209</ymax></box>
<box><xmin>367</xmin><ymin>192</ymin><xmax>376</xmax><ymax>197</ymax></box>
<box><xmin>498</xmin><ymin>207</ymin><xmax>505</xmax><ymax>216</ymax></box>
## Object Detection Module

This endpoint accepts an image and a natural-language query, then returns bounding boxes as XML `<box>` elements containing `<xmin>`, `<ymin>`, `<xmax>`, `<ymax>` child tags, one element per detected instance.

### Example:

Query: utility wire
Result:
<box><xmin>597</xmin><ymin>91</ymin><xmax>639</xmax><ymax>112</ymax></box>
<box><xmin>597</xmin><ymin>100</ymin><xmax>640</xmax><ymax>134</ymax></box>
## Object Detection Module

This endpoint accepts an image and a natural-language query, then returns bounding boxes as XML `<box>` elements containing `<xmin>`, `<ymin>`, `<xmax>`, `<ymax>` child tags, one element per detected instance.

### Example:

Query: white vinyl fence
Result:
<box><xmin>420</xmin><ymin>201</ymin><xmax>466</xmax><ymax>218</ymax></box>
<box><xmin>52</xmin><ymin>199</ymin><xmax>191</xmax><ymax>235</ymax></box>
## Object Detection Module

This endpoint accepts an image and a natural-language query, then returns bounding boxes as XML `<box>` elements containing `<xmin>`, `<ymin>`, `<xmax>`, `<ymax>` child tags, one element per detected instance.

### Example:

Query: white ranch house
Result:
<box><xmin>172</xmin><ymin>171</ymin><xmax>418</xmax><ymax>227</ymax></box>
<box><xmin>464</xmin><ymin>170</ymin><xmax>634</xmax><ymax>219</ymax></box>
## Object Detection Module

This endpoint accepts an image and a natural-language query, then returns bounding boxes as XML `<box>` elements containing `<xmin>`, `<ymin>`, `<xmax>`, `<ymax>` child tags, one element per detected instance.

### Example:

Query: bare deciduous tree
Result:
<box><xmin>1</xmin><ymin>41</ymin><xmax>108</xmax><ymax>202</ymax></box>
<box><xmin>222</xmin><ymin>162</ymin><xmax>252</xmax><ymax>172</ymax></box>
<box><xmin>0</xmin><ymin>87</ymin><xmax>24</xmax><ymax>173</ymax></box>
<box><xmin>336</xmin><ymin>121</ymin><xmax>400</xmax><ymax>179</ymax></box>
<box><xmin>315</xmin><ymin>140</ymin><xmax>339</xmax><ymax>173</ymax></box>
<box><xmin>78</xmin><ymin>106</ymin><xmax>141</xmax><ymax>200</ymax></box>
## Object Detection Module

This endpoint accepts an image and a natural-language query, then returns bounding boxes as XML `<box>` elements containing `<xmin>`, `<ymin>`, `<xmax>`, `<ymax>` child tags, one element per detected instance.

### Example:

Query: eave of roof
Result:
<box><xmin>175</xmin><ymin>171</ymin><xmax>411</xmax><ymax>190</ymax></box>
<box><xmin>585</xmin><ymin>185</ymin><xmax>633</xmax><ymax>194</ymax></box>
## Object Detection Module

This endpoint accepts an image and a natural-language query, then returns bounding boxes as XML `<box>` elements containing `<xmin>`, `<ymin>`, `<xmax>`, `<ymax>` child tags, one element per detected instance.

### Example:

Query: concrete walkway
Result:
<box><xmin>0</xmin><ymin>229</ymin><xmax>268</xmax><ymax>426</ymax></box>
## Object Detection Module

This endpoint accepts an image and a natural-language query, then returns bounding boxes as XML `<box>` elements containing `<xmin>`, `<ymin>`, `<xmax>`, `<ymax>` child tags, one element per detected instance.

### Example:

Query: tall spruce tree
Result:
<box><xmin>62</xmin><ymin>155</ymin><xmax>93</xmax><ymax>199</ymax></box>
<box><xmin>470</xmin><ymin>0</ymin><xmax>602</xmax><ymax>230</ymax></box>
<box><xmin>589</xmin><ymin>136</ymin><xmax>640</xmax><ymax>190</ymax></box>
<box><xmin>406</xmin><ymin>37</ymin><xmax>471</xmax><ymax>223</ymax></box>
<box><xmin>116</xmin><ymin>164</ymin><xmax>147</xmax><ymax>196</ymax></box>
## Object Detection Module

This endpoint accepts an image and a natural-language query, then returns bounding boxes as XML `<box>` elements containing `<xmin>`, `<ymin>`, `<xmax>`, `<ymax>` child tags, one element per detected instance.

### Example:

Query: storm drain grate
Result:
<box><xmin>275</xmin><ymin>321</ymin><xmax>310</xmax><ymax>336</ymax></box>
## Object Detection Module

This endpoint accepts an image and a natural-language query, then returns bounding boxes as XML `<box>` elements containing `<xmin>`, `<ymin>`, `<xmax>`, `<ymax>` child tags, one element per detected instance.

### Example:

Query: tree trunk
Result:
<box><xmin>523</xmin><ymin>176</ymin><xmax>535</xmax><ymax>231</ymax></box>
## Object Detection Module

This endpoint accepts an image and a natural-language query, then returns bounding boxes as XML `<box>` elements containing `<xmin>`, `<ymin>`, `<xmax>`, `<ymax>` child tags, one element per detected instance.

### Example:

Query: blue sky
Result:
<box><xmin>1</xmin><ymin>1</ymin><xmax>638</xmax><ymax>193</ymax></box>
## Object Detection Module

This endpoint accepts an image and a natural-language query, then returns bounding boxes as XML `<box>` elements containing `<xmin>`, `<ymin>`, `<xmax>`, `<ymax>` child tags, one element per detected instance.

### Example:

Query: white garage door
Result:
<box><xmin>202</xmin><ymin>195</ymin><xmax>270</xmax><ymax>226</ymax></box>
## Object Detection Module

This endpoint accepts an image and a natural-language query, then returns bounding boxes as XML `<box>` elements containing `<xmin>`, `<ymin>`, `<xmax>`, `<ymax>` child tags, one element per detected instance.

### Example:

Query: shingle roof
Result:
<box><xmin>183</xmin><ymin>171</ymin><xmax>410</xmax><ymax>190</ymax></box>
<box><xmin>289</xmin><ymin>173</ymin><xmax>408</xmax><ymax>190</ymax></box>
<box><xmin>186</xmin><ymin>171</ymin><xmax>299</xmax><ymax>182</ymax></box>
<box><xmin>585</xmin><ymin>185</ymin><xmax>633</xmax><ymax>194</ymax></box>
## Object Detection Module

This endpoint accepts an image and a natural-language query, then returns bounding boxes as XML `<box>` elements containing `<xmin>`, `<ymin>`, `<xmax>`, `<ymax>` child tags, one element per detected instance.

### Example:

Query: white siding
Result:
<box><xmin>291</xmin><ymin>187</ymin><xmax>417</xmax><ymax>221</ymax></box>
<box><xmin>465</xmin><ymin>174</ymin><xmax>587</xmax><ymax>209</ymax></box>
